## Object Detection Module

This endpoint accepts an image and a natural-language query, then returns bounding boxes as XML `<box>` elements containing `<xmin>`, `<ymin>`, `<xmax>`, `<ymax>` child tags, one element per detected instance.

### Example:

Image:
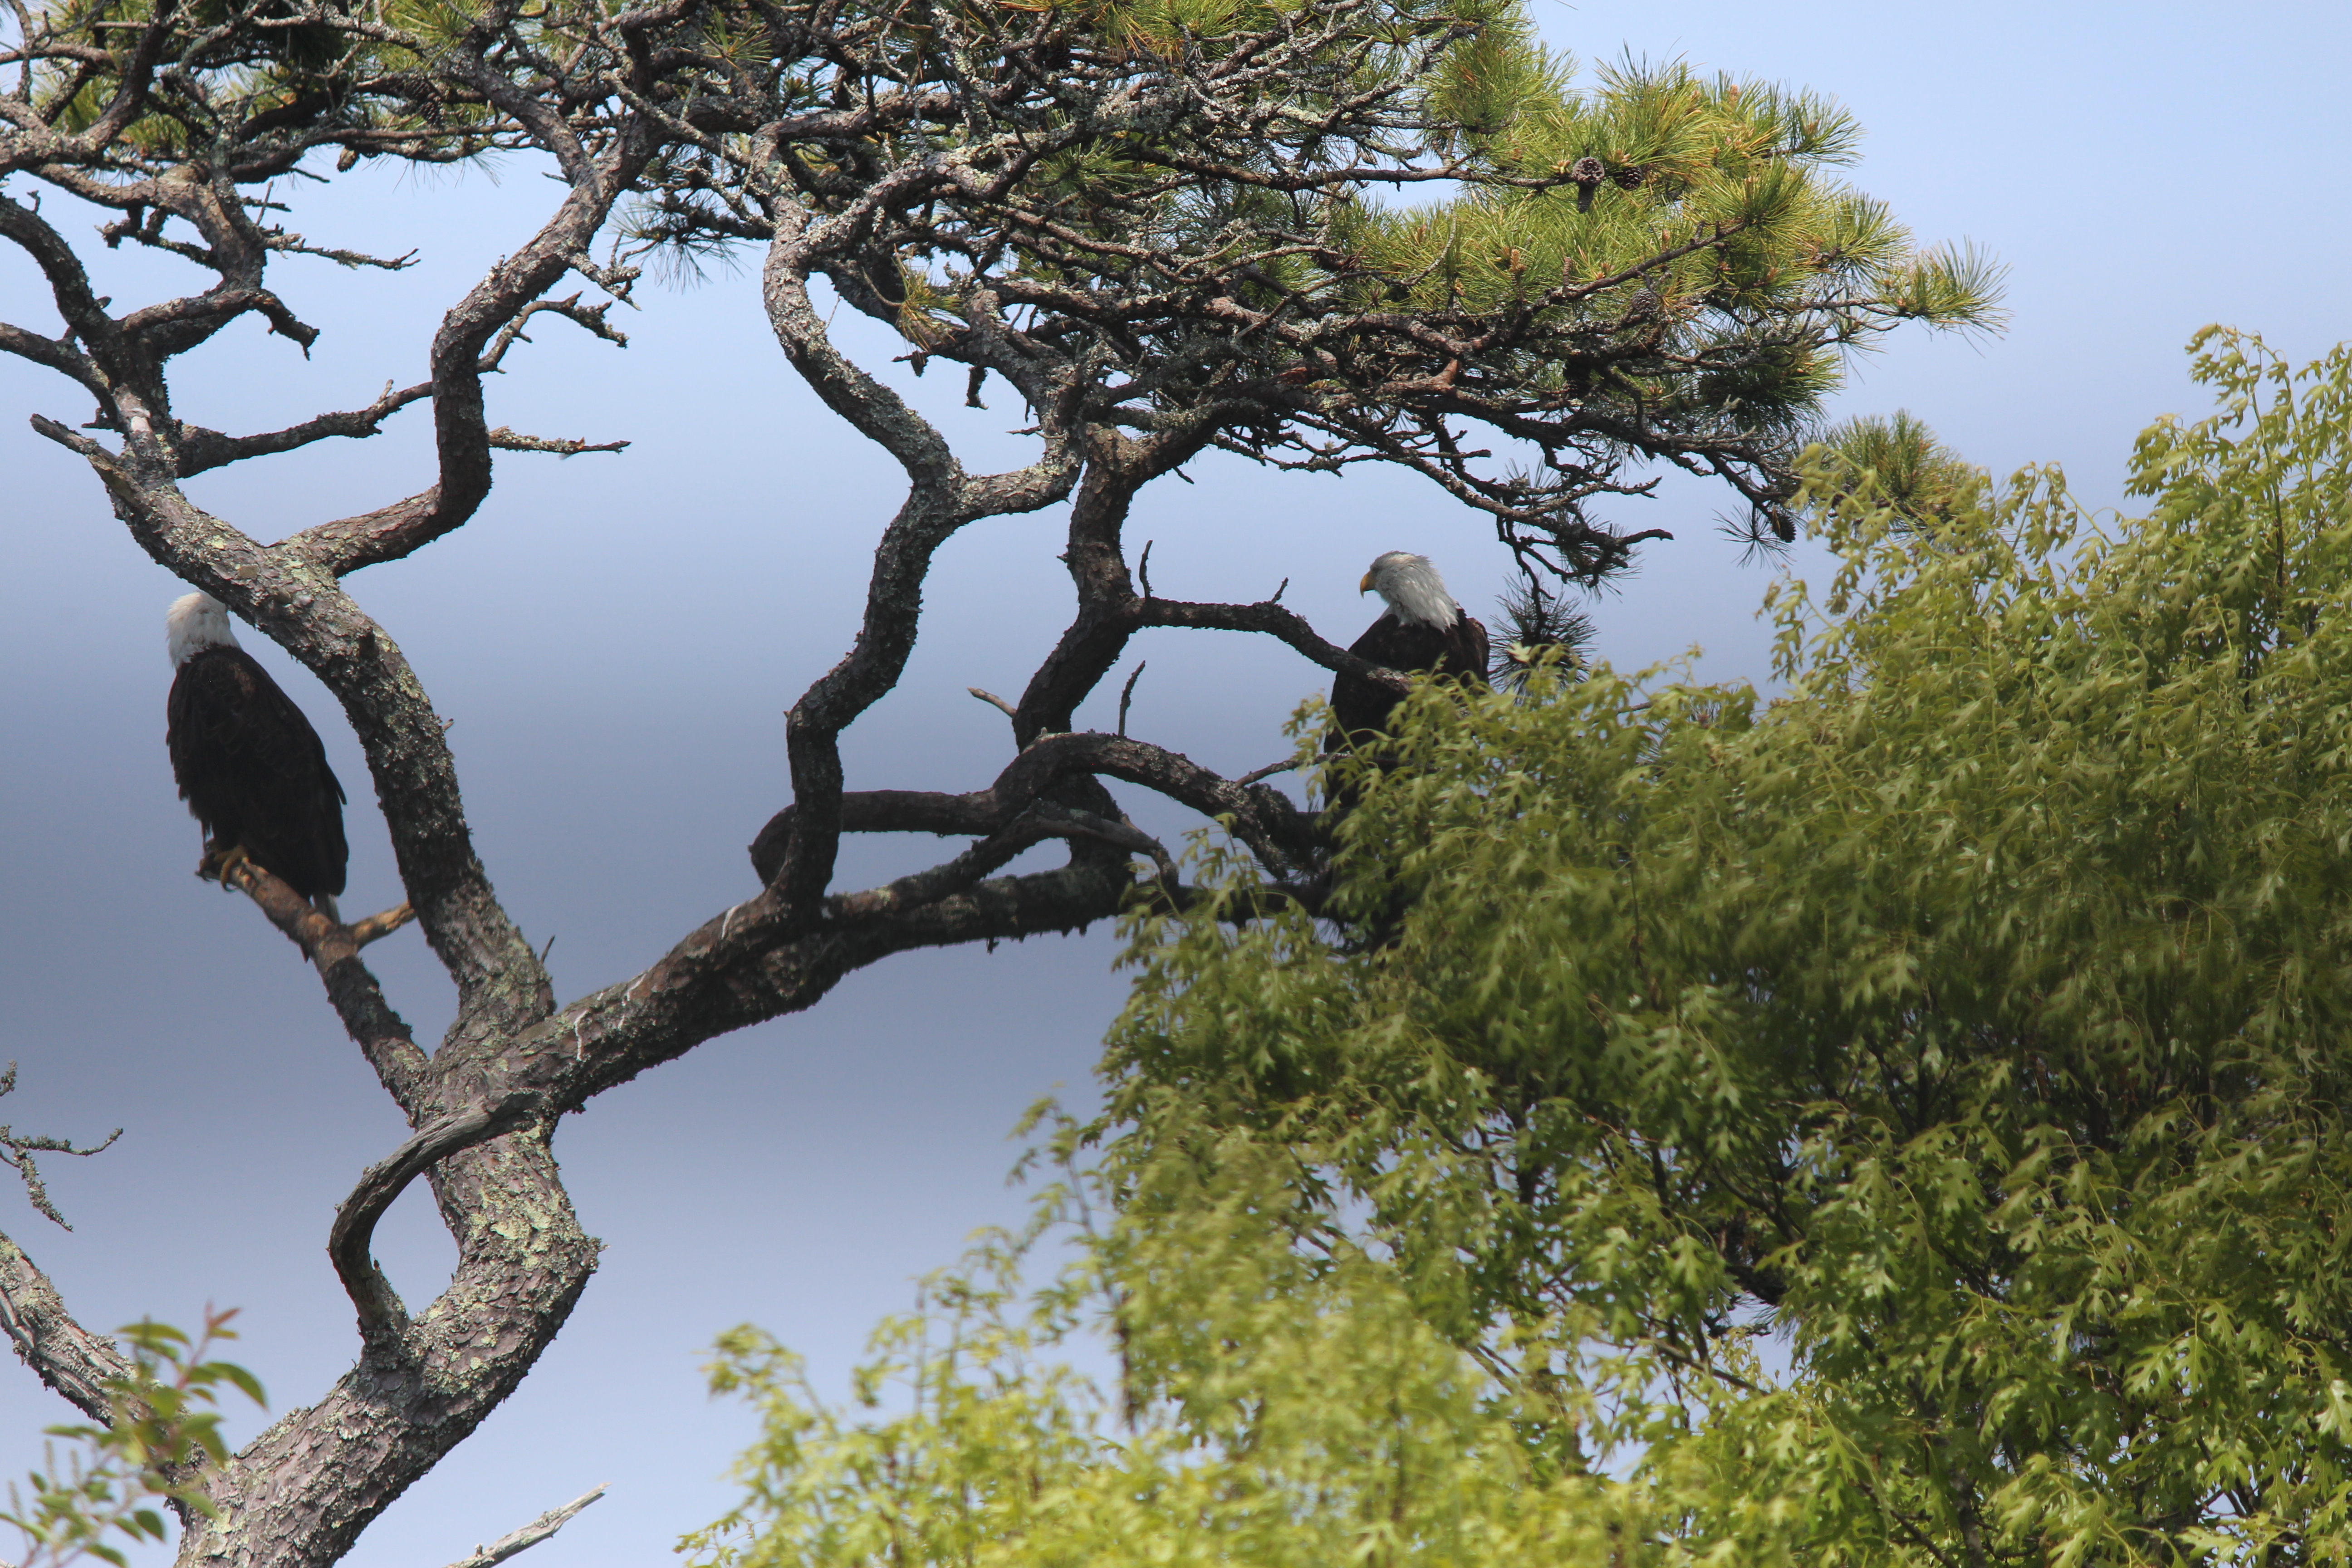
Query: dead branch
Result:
<box><xmin>440</xmin><ymin>1486</ymin><xmax>607</xmax><ymax>1568</ymax></box>
<box><xmin>0</xmin><ymin>1065</ymin><xmax>123</xmax><ymax>1232</ymax></box>
<box><xmin>0</xmin><ymin>0</ymin><xmax>1991</xmax><ymax>1559</ymax></box>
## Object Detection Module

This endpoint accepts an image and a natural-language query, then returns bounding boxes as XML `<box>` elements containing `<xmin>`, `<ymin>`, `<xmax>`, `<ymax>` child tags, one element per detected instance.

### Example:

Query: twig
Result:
<box><xmin>349</xmin><ymin>903</ymin><xmax>416</xmax><ymax>947</ymax></box>
<box><xmin>484</xmin><ymin>427</ymin><xmax>629</xmax><ymax>456</ymax></box>
<box><xmin>0</xmin><ymin>1063</ymin><xmax>124</xmax><ymax>1232</ymax></box>
<box><xmin>1136</xmin><ymin>539</ymin><xmax>1154</xmax><ymax>600</ymax></box>
<box><xmin>1235</xmin><ymin>758</ymin><xmax>1299</xmax><ymax>786</ymax></box>
<box><xmin>440</xmin><ymin>1485</ymin><xmax>608</xmax><ymax>1568</ymax></box>
<box><xmin>967</xmin><ymin>686</ymin><xmax>1019</xmax><ymax>720</ymax></box>
<box><xmin>1116</xmin><ymin>662</ymin><xmax>1145</xmax><ymax>737</ymax></box>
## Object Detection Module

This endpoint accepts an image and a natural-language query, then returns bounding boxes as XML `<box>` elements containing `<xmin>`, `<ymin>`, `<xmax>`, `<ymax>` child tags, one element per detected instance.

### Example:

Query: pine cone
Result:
<box><xmin>1568</xmin><ymin>155</ymin><xmax>1605</xmax><ymax>214</ymax></box>
<box><xmin>1610</xmin><ymin>162</ymin><xmax>1651</xmax><ymax>190</ymax></box>
<box><xmin>1620</xmin><ymin>285</ymin><xmax>1662</xmax><ymax>325</ymax></box>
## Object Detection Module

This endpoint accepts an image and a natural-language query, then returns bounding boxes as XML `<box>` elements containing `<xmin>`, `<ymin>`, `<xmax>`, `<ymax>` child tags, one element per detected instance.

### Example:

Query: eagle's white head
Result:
<box><xmin>167</xmin><ymin>591</ymin><xmax>240</xmax><ymax>669</ymax></box>
<box><xmin>1360</xmin><ymin>551</ymin><xmax>1460</xmax><ymax>630</ymax></box>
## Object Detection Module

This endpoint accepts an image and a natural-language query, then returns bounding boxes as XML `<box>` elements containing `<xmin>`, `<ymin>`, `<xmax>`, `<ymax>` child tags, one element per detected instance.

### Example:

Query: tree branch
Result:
<box><xmin>749</xmin><ymin>730</ymin><xmax>1320</xmax><ymax>886</ymax></box>
<box><xmin>0</xmin><ymin>1063</ymin><xmax>123</xmax><ymax>1232</ymax></box>
<box><xmin>1139</xmin><ymin>595</ymin><xmax>1413</xmax><ymax>688</ymax></box>
<box><xmin>440</xmin><ymin>1485</ymin><xmax>606</xmax><ymax>1568</ymax></box>
<box><xmin>0</xmin><ymin>318</ymin><xmax>104</xmax><ymax>396</ymax></box>
<box><xmin>328</xmin><ymin>1102</ymin><xmax>534</xmax><ymax>1332</ymax></box>
<box><xmin>218</xmin><ymin>857</ymin><xmax>427</xmax><ymax>1109</ymax></box>
<box><xmin>177</xmin><ymin>380</ymin><xmax>433</xmax><ymax>477</ymax></box>
<box><xmin>0</xmin><ymin>1230</ymin><xmax>132</xmax><ymax>1422</ymax></box>
<box><xmin>279</xmin><ymin>124</ymin><xmax>657</xmax><ymax>578</ymax></box>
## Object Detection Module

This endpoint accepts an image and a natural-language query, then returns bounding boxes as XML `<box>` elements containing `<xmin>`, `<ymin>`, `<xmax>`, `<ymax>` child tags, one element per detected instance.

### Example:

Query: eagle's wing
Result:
<box><xmin>1442</xmin><ymin>613</ymin><xmax>1491</xmax><ymax>687</ymax></box>
<box><xmin>169</xmin><ymin>648</ymin><xmax>348</xmax><ymax>900</ymax></box>
<box><xmin>1330</xmin><ymin>614</ymin><xmax>1476</xmax><ymax>748</ymax></box>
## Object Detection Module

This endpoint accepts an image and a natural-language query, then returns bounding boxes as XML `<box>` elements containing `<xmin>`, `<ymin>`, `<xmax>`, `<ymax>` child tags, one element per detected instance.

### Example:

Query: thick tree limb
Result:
<box><xmin>0</xmin><ymin>1230</ymin><xmax>131</xmax><ymax>1422</ymax></box>
<box><xmin>328</xmin><ymin>1102</ymin><xmax>534</xmax><ymax>1332</ymax></box>
<box><xmin>280</xmin><ymin>854</ymin><xmax>1147</xmax><ymax>1344</ymax></box>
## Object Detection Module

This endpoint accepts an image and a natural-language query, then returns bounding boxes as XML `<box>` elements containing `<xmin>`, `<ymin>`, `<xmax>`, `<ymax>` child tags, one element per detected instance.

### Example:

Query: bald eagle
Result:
<box><xmin>1328</xmin><ymin>551</ymin><xmax>1490</xmax><ymax>748</ymax></box>
<box><xmin>166</xmin><ymin>593</ymin><xmax>348</xmax><ymax>920</ymax></box>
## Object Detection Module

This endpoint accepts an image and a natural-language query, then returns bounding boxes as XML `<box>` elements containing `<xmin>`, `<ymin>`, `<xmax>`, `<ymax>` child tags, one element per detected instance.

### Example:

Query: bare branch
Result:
<box><xmin>480</xmin><ymin>293</ymin><xmax>630</xmax><ymax>374</ymax></box>
<box><xmin>1141</xmin><ymin>596</ymin><xmax>1413</xmax><ymax>689</ymax></box>
<box><xmin>1235</xmin><ymin>757</ymin><xmax>1301</xmax><ymax>786</ymax></box>
<box><xmin>217</xmin><ymin>804</ymin><xmax>431</xmax><ymax>1112</ymax></box>
<box><xmin>0</xmin><ymin>319</ymin><xmax>104</xmax><ymax>396</ymax></box>
<box><xmin>0</xmin><ymin>1230</ymin><xmax>131</xmax><ymax>1422</ymax></box>
<box><xmin>328</xmin><ymin>1102</ymin><xmax>534</xmax><ymax>1331</ymax></box>
<box><xmin>441</xmin><ymin>1485</ymin><xmax>608</xmax><ymax>1568</ymax></box>
<box><xmin>968</xmin><ymin>686</ymin><xmax>1020</xmax><ymax>721</ymax></box>
<box><xmin>1116</xmin><ymin>661</ymin><xmax>1146</xmax><ymax>737</ymax></box>
<box><xmin>750</xmin><ymin>730</ymin><xmax>1321</xmax><ymax>887</ymax></box>
<box><xmin>484</xmin><ymin>427</ymin><xmax>629</xmax><ymax>457</ymax></box>
<box><xmin>0</xmin><ymin>1063</ymin><xmax>123</xmax><ymax>1233</ymax></box>
<box><xmin>277</xmin><ymin>130</ymin><xmax>660</xmax><ymax>578</ymax></box>
<box><xmin>177</xmin><ymin>380</ymin><xmax>433</xmax><ymax>477</ymax></box>
<box><xmin>266</xmin><ymin>238</ymin><xmax>419</xmax><ymax>272</ymax></box>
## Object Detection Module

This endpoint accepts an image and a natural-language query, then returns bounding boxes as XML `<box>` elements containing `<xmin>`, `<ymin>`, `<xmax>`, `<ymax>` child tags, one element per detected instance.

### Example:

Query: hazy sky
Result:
<box><xmin>5</xmin><ymin>3</ymin><xmax>2351</xmax><ymax>1564</ymax></box>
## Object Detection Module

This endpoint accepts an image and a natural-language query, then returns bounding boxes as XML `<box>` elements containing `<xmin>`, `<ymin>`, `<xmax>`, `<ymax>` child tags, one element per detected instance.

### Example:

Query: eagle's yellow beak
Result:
<box><xmin>1359</xmin><ymin>572</ymin><xmax>1376</xmax><ymax>593</ymax></box>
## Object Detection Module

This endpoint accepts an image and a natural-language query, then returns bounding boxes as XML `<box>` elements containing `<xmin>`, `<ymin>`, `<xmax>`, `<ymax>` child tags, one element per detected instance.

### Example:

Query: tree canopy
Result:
<box><xmin>5</xmin><ymin>0</ymin><xmax>1999</xmax><ymax>1556</ymax></box>
<box><xmin>684</xmin><ymin>330</ymin><xmax>2352</xmax><ymax>1568</ymax></box>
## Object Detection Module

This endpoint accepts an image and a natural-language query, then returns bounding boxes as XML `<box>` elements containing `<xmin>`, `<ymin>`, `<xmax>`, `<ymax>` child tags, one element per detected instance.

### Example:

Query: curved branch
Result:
<box><xmin>748</xmin><ymin>730</ymin><xmax>1320</xmax><ymax>886</ymax></box>
<box><xmin>758</xmin><ymin>205</ymin><xmax>1084</xmax><ymax>911</ymax></box>
<box><xmin>283</xmin><ymin>130</ymin><xmax>656</xmax><ymax>578</ymax></box>
<box><xmin>328</xmin><ymin>1103</ymin><xmax>533</xmax><ymax>1332</ymax></box>
<box><xmin>0</xmin><ymin>191</ymin><xmax>161</xmax><ymax>413</ymax></box>
<box><xmin>297</xmin><ymin>855</ymin><xmax>1150</xmax><ymax>1316</ymax></box>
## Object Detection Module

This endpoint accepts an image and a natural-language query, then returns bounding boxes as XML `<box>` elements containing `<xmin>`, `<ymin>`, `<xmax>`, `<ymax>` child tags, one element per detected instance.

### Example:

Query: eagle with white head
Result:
<box><xmin>1328</xmin><ymin>551</ymin><xmax>1490</xmax><ymax>747</ymax></box>
<box><xmin>165</xmin><ymin>592</ymin><xmax>348</xmax><ymax>920</ymax></box>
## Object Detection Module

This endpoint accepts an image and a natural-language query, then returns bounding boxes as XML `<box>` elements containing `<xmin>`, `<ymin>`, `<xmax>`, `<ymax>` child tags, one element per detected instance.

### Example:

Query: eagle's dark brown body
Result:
<box><xmin>1329</xmin><ymin>609</ymin><xmax>1490</xmax><ymax>747</ymax></box>
<box><xmin>167</xmin><ymin>645</ymin><xmax>348</xmax><ymax>905</ymax></box>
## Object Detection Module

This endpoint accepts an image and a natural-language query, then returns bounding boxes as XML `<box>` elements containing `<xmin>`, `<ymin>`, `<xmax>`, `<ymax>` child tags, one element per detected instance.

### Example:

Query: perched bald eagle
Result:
<box><xmin>1328</xmin><ymin>551</ymin><xmax>1490</xmax><ymax>748</ymax></box>
<box><xmin>166</xmin><ymin>592</ymin><xmax>348</xmax><ymax>920</ymax></box>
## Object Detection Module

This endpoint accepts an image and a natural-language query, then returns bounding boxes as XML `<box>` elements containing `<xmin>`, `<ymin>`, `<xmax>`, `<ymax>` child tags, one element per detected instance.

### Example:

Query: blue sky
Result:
<box><xmin>4</xmin><ymin>3</ymin><xmax>2349</xmax><ymax>1563</ymax></box>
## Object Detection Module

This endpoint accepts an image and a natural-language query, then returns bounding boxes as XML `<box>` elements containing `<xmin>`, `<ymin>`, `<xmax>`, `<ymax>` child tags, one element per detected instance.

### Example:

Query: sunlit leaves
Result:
<box><xmin>1102</xmin><ymin>331</ymin><xmax>2352</xmax><ymax>1568</ymax></box>
<box><xmin>686</xmin><ymin>1146</ymin><xmax>1656</xmax><ymax>1568</ymax></box>
<box><xmin>4</xmin><ymin>1308</ymin><xmax>267</xmax><ymax>1568</ymax></box>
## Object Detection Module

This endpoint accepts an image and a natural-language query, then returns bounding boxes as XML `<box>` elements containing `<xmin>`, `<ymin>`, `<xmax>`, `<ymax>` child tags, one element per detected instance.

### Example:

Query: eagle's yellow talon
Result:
<box><xmin>198</xmin><ymin>842</ymin><xmax>255</xmax><ymax>886</ymax></box>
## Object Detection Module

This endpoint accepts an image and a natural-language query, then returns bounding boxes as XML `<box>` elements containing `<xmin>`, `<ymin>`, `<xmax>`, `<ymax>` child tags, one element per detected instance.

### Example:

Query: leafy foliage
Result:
<box><xmin>4</xmin><ymin>1309</ymin><xmax>266</xmax><ymax>1568</ymax></box>
<box><xmin>684</xmin><ymin>1134</ymin><xmax>1659</xmax><ymax>1568</ymax></box>
<box><xmin>1093</xmin><ymin>329</ymin><xmax>2352</xmax><ymax>1568</ymax></box>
